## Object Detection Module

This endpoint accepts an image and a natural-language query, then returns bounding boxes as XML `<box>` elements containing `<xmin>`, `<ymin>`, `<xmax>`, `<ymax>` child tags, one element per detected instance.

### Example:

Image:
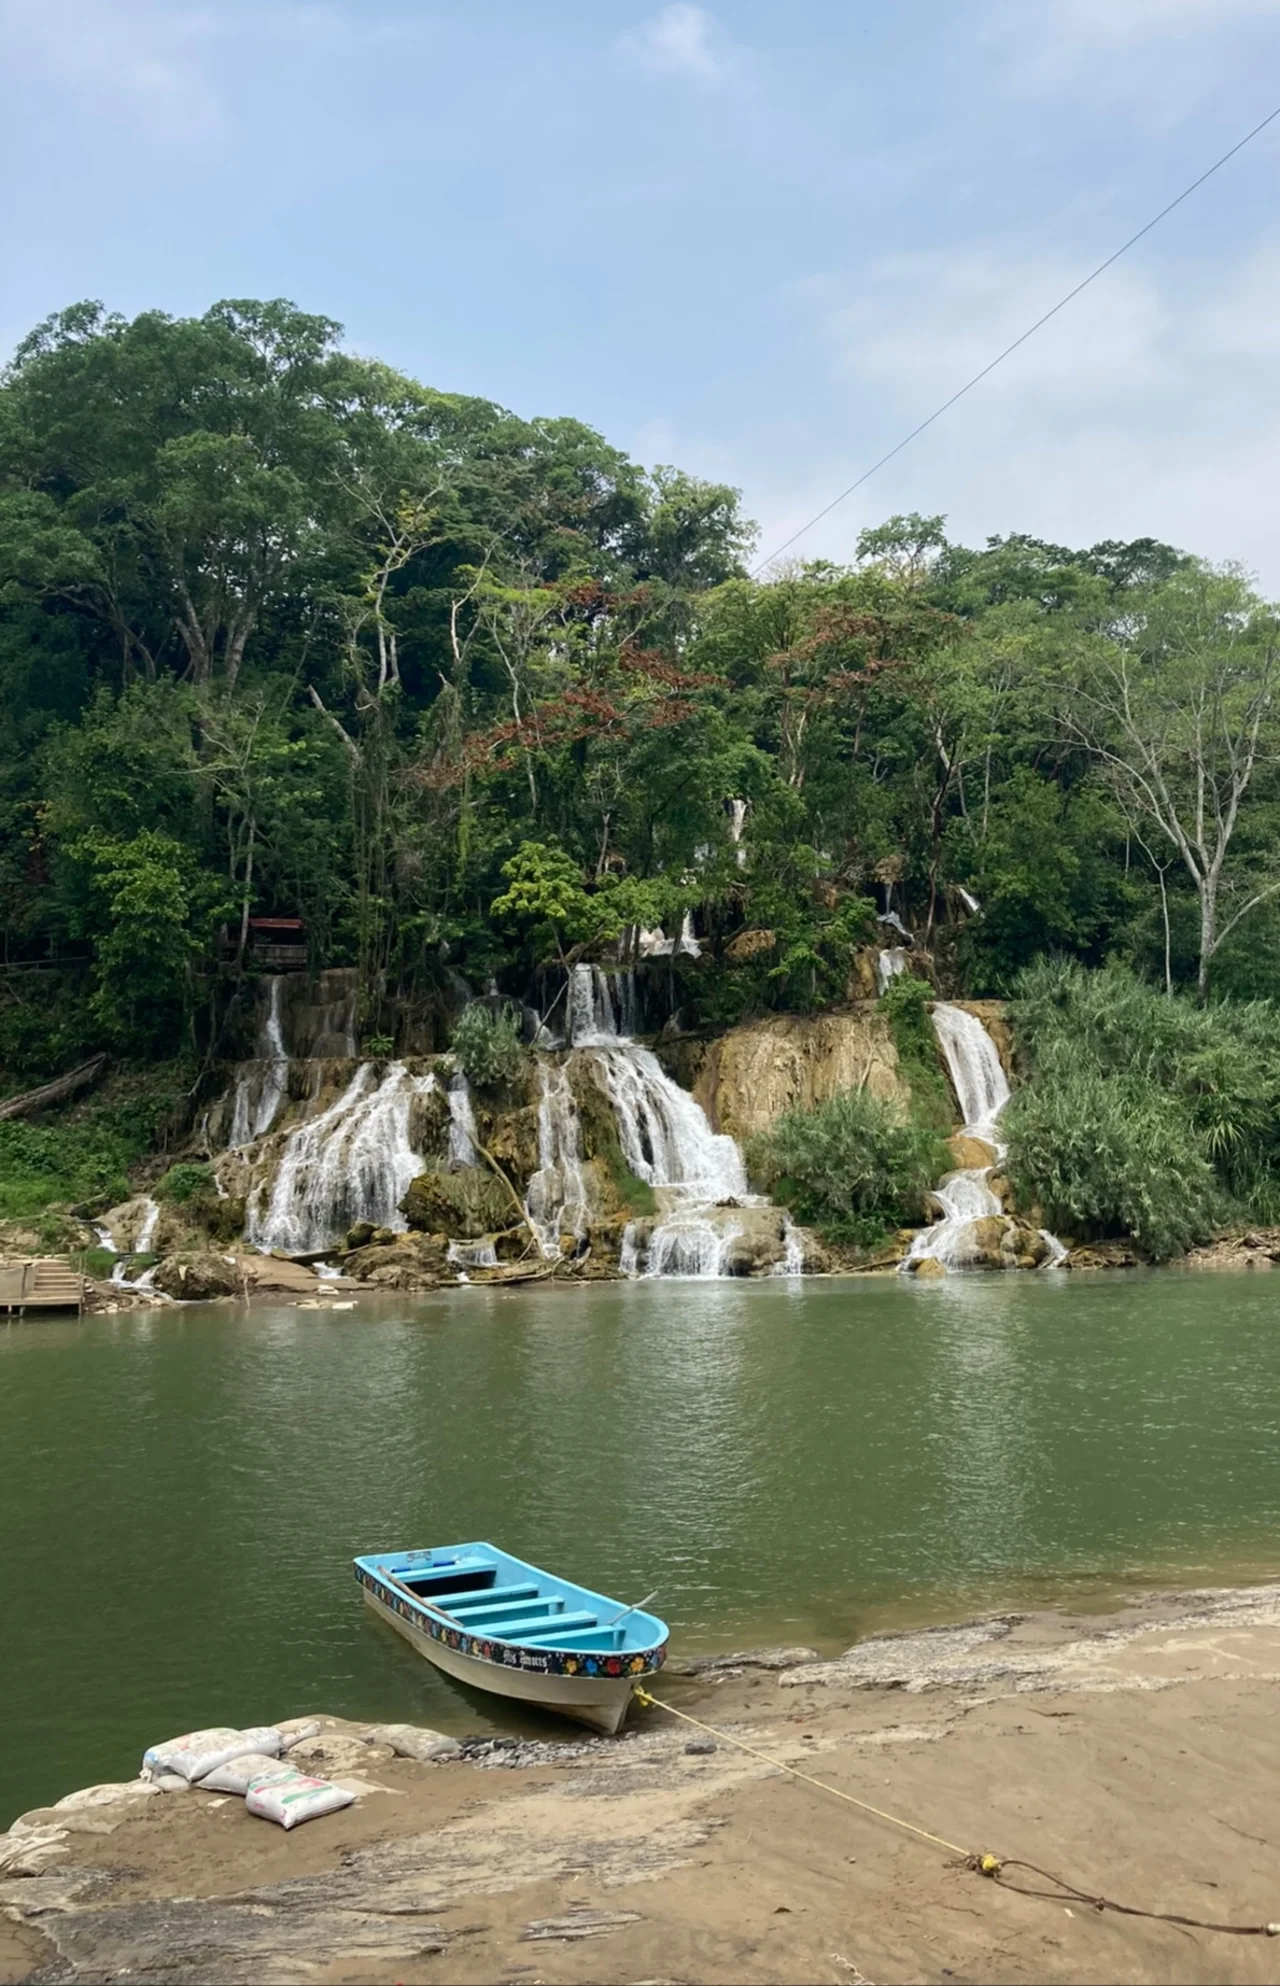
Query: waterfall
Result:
<box><xmin>98</xmin><ymin>1197</ymin><xmax>160</xmax><ymax>1288</ymax></box>
<box><xmin>773</xmin><ymin>1216</ymin><xmax>806</xmax><ymax>1277</ymax></box>
<box><xmin>250</xmin><ymin>1063</ymin><xmax>435</xmax><ymax>1253</ymax></box>
<box><xmin>676</xmin><ymin>910</ymin><xmax>701</xmax><ymax>958</ymax></box>
<box><xmin>446</xmin><ymin>1069</ymin><xmax>479</xmax><ymax>1168</ymax></box>
<box><xmin>447</xmin><ymin>1238</ymin><xmax>499</xmax><ymax>1274</ymax></box>
<box><xmin>566</xmin><ymin>963</ymin><xmax>752</xmax><ymax>1277</ymax></box>
<box><xmin>906</xmin><ymin>1005</ymin><xmax>1062</xmax><ymax>1273</ymax></box>
<box><xmin>229</xmin><ymin>978</ymin><xmax>289</xmax><ymax>1146</ymax></box>
<box><xmin>568</xmin><ymin>965</ymin><xmax>621</xmax><ymax>1046</ymax></box>
<box><xmin>523</xmin><ymin>1059</ymin><xmax>590</xmax><ymax>1258</ymax></box>
<box><xmin>729</xmin><ymin>797</ymin><xmax>747</xmax><ymax>867</ymax></box>
<box><xmin>135</xmin><ymin>1197</ymin><xmax>161</xmax><ymax>1254</ymax></box>
<box><xmin>877</xmin><ymin>947</ymin><xmax>907</xmax><ymax>994</ymax></box>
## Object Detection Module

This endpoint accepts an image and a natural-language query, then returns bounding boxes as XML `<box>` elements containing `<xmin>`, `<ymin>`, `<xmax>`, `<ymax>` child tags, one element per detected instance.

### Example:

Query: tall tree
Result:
<box><xmin>1065</xmin><ymin>562</ymin><xmax>1280</xmax><ymax>998</ymax></box>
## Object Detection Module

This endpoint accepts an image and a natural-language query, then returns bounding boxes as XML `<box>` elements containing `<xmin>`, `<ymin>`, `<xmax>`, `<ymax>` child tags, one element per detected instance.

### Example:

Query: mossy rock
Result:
<box><xmin>150</xmin><ymin>1251</ymin><xmax>239</xmax><ymax>1300</ymax></box>
<box><xmin>400</xmin><ymin>1167</ymin><xmax>511</xmax><ymax>1237</ymax></box>
<box><xmin>567</xmin><ymin>1060</ymin><xmax>657</xmax><ymax>1218</ymax></box>
<box><xmin>345</xmin><ymin>1232</ymin><xmax>452</xmax><ymax>1287</ymax></box>
<box><xmin>408</xmin><ymin>1084</ymin><xmax>451</xmax><ymax>1166</ymax></box>
<box><xmin>472</xmin><ymin>1099</ymin><xmax>540</xmax><ymax>1182</ymax></box>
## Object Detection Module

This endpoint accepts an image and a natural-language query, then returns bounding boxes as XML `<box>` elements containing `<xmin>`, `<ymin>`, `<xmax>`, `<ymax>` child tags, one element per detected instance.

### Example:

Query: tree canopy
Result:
<box><xmin>1</xmin><ymin>298</ymin><xmax>1277</xmax><ymax>1073</ymax></box>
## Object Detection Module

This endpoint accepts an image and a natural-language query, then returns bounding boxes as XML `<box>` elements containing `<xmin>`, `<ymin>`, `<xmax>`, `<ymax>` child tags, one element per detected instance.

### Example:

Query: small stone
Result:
<box><xmin>684</xmin><ymin>1738</ymin><xmax>717</xmax><ymax>1755</ymax></box>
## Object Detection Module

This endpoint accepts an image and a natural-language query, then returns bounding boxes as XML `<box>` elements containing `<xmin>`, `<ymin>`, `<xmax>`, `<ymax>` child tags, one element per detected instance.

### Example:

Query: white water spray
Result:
<box><xmin>524</xmin><ymin>1059</ymin><xmax>590</xmax><ymax>1258</ymax></box>
<box><xmin>905</xmin><ymin>1004</ymin><xmax>1062</xmax><ymax>1273</ymax></box>
<box><xmin>446</xmin><ymin>1068</ymin><xmax>479</xmax><ymax>1168</ymax></box>
<box><xmin>566</xmin><ymin>964</ymin><xmax>753</xmax><ymax>1277</ymax></box>
<box><xmin>229</xmin><ymin>977</ymin><xmax>290</xmax><ymax>1146</ymax></box>
<box><xmin>729</xmin><ymin>797</ymin><xmax>748</xmax><ymax>868</ymax></box>
<box><xmin>251</xmin><ymin>1063</ymin><xmax>435</xmax><ymax>1253</ymax></box>
<box><xmin>877</xmin><ymin>947</ymin><xmax>908</xmax><ymax>994</ymax></box>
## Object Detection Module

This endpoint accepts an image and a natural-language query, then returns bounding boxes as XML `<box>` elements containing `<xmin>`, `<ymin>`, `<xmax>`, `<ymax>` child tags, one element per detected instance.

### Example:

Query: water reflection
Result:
<box><xmin>5</xmin><ymin>1271</ymin><xmax>1280</xmax><ymax>1825</ymax></box>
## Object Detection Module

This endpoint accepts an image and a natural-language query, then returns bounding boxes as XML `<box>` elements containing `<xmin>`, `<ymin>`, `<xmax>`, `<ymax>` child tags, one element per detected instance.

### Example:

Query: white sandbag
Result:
<box><xmin>363</xmin><ymin>1722</ymin><xmax>461</xmax><ymax>1762</ymax></box>
<box><xmin>245</xmin><ymin>1766</ymin><xmax>356</xmax><ymax>1829</ymax></box>
<box><xmin>143</xmin><ymin>1725</ymin><xmax>282</xmax><ymax>1783</ymax></box>
<box><xmin>195</xmin><ymin>1751</ymin><xmax>284</xmax><ymax>1796</ymax></box>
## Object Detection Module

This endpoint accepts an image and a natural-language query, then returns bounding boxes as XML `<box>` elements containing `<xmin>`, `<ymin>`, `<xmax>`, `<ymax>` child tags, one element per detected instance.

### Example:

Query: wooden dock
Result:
<box><xmin>0</xmin><ymin>1259</ymin><xmax>85</xmax><ymax>1313</ymax></box>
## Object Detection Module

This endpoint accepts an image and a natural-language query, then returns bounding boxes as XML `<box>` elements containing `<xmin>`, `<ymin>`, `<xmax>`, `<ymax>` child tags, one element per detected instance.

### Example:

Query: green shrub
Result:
<box><xmin>0</xmin><ymin>1063</ymin><xmax>190</xmax><ymax>1220</ymax></box>
<box><xmin>449</xmin><ymin>1004</ymin><xmax>527</xmax><ymax>1090</ymax></box>
<box><xmin>73</xmin><ymin>1246</ymin><xmax>118</xmax><ymax>1279</ymax></box>
<box><xmin>748</xmin><ymin>1086</ymin><xmax>949</xmax><ymax>1246</ymax></box>
<box><xmin>878</xmin><ymin>973</ymin><xmax>953</xmax><ymax>1128</ymax></box>
<box><xmin>154</xmin><ymin>1161</ymin><xmax>215</xmax><ymax>1203</ymax></box>
<box><xmin>1003</xmin><ymin>1071</ymin><xmax>1217</xmax><ymax>1262</ymax></box>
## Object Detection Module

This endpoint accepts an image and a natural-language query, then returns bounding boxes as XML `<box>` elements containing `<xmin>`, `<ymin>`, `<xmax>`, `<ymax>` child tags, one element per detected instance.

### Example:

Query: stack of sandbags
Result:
<box><xmin>140</xmin><ymin>1724</ymin><xmax>355</xmax><ymax>1829</ymax></box>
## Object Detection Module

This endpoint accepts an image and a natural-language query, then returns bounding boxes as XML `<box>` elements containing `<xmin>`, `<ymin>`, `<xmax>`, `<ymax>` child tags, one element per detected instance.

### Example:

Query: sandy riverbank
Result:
<box><xmin>5</xmin><ymin>1583</ymin><xmax>1280</xmax><ymax>1985</ymax></box>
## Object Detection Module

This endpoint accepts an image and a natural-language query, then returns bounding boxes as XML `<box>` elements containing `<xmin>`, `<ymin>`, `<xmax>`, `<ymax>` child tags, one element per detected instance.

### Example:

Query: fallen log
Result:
<box><xmin>0</xmin><ymin>1054</ymin><xmax>106</xmax><ymax>1122</ymax></box>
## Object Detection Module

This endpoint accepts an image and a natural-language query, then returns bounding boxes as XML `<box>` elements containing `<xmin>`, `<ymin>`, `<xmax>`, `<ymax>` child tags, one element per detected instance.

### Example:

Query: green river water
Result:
<box><xmin>4</xmin><ymin>1269</ymin><xmax>1280</xmax><ymax>1826</ymax></box>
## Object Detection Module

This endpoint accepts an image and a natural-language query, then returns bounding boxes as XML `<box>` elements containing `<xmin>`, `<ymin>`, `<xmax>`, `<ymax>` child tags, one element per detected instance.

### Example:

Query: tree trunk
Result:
<box><xmin>1197</xmin><ymin>883</ymin><xmax>1216</xmax><ymax>1003</ymax></box>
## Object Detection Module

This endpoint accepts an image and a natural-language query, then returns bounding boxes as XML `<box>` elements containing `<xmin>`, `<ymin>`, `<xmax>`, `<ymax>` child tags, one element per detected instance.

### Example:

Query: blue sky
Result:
<box><xmin>3</xmin><ymin>0</ymin><xmax>1280</xmax><ymax>581</ymax></box>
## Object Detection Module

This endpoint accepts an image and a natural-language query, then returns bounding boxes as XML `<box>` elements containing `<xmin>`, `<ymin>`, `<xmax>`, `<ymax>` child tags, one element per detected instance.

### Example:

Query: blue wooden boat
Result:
<box><xmin>353</xmin><ymin>1542</ymin><xmax>668</xmax><ymax>1735</ymax></box>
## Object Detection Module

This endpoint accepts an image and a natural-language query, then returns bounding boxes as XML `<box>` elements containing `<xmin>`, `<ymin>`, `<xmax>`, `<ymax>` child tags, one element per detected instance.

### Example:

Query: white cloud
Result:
<box><xmin>619</xmin><ymin>4</ymin><xmax>727</xmax><ymax>85</ymax></box>
<box><xmin>0</xmin><ymin>0</ymin><xmax>223</xmax><ymax>140</ymax></box>
<box><xmin>1037</xmin><ymin>0</ymin><xmax>1279</xmax><ymax>46</ymax></box>
<box><xmin>746</xmin><ymin>235</ymin><xmax>1280</xmax><ymax>587</ymax></box>
<box><xmin>990</xmin><ymin>0</ymin><xmax>1280</xmax><ymax>109</ymax></box>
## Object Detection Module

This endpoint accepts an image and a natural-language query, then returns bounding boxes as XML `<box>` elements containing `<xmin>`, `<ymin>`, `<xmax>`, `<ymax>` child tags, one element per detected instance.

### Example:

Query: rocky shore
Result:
<box><xmin>6</xmin><ymin>1583</ymin><xmax>1280</xmax><ymax>1984</ymax></box>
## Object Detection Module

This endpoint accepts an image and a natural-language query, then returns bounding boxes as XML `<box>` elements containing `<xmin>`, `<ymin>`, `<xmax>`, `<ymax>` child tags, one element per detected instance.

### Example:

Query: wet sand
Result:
<box><xmin>5</xmin><ymin>1583</ymin><xmax>1280</xmax><ymax>1984</ymax></box>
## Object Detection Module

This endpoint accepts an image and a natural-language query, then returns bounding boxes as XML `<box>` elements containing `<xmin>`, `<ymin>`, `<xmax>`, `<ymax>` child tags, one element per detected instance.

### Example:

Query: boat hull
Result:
<box><xmin>362</xmin><ymin>1587</ymin><xmax>638</xmax><ymax>1735</ymax></box>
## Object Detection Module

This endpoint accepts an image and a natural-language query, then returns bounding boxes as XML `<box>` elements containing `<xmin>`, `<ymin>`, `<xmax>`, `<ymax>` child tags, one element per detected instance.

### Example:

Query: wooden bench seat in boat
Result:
<box><xmin>486</xmin><ymin>1608</ymin><xmax>599</xmax><ymax>1639</ymax></box>
<box><xmin>447</xmin><ymin>1594</ymin><xmax>570</xmax><ymax>1628</ymax></box>
<box><xmin>442</xmin><ymin>1584</ymin><xmax>542</xmax><ymax>1613</ymax></box>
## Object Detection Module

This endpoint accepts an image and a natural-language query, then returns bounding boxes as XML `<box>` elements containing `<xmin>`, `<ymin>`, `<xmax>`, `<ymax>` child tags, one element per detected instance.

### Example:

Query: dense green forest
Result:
<box><xmin>2</xmin><ymin>296</ymin><xmax>1279</xmax><ymax>1089</ymax></box>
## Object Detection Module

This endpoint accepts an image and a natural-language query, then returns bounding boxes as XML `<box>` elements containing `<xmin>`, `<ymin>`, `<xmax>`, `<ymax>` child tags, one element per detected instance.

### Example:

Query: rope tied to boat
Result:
<box><xmin>630</xmin><ymin>1686</ymin><xmax>1280</xmax><ymax>1939</ymax></box>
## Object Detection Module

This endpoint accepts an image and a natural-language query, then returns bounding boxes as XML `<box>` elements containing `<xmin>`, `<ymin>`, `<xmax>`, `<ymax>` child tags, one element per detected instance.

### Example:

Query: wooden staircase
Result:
<box><xmin>0</xmin><ymin>1258</ymin><xmax>85</xmax><ymax>1313</ymax></box>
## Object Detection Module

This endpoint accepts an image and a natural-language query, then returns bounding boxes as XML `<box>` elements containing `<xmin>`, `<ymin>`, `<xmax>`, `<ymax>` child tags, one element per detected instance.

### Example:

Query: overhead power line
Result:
<box><xmin>753</xmin><ymin>102</ymin><xmax>1280</xmax><ymax>574</ymax></box>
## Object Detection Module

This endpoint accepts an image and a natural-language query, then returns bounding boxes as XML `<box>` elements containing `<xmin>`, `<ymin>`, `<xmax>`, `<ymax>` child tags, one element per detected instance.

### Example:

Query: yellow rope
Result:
<box><xmin>630</xmin><ymin>1684</ymin><xmax>974</xmax><ymax>1861</ymax></box>
<box><xmin>632</xmin><ymin>1685</ymin><xmax>1280</xmax><ymax>1936</ymax></box>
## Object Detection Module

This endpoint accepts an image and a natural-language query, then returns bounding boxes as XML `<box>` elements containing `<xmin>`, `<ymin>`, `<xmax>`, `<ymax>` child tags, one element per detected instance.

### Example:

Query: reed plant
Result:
<box><xmin>1006</xmin><ymin>959</ymin><xmax>1280</xmax><ymax>1256</ymax></box>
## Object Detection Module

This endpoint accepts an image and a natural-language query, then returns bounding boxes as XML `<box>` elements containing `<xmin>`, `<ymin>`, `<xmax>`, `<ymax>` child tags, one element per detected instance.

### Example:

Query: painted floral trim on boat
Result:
<box><xmin>356</xmin><ymin>1567</ymin><xmax>666</xmax><ymax>1677</ymax></box>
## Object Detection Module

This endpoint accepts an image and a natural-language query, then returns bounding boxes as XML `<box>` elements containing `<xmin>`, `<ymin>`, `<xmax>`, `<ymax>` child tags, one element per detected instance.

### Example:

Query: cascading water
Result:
<box><xmin>250</xmin><ymin>1063</ymin><xmax>435</xmax><ymax>1254</ymax></box>
<box><xmin>229</xmin><ymin>978</ymin><xmax>289</xmax><ymax>1147</ymax></box>
<box><xmin>95</xmin><ymin>1197</ymin><xmax>161</xmax><ymax>1289</ymax></box>
<box><xmin>446</xmin><ymin>1069</ymin><xmax>479</xmax><ymax>1168</ymax></box>
<box><xmin>773</xmin><ymin>1216</ymin><xmax>806</xmax><ymax>1278</ymax></box>
<box><xmin>729</xmin><ymin>797</ymin><xmax>748</xmax><ymax>868</ymax></box>
<box><xmin>877</xmin><ymin>947</ymin><xmax>908</xmax><ymax>994</ymax></box>
<box><xmin>566</xmin><ymin>964</ymin><xmax>753</xmax><ymax>1277</ymax></box>
<box><xmin>905</xmin><ymin>1004</ymin><xmax>1062</xmax><ymax>1274</ymax></box>
<box><xmin>524</xmin><ymin>1060</ymin><xmax>590</xmax><ymax>1258</ymax></box>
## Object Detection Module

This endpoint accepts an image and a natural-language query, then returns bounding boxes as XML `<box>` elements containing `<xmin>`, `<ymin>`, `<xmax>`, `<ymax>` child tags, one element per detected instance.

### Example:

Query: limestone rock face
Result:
<box><xmin>724</xmin><ymin>927</ymin><xmax>777</xmax><ymax>964</ymax></box>
<box><xmin>473</xmin><ymin>1099</ymin><xmax>540</xmax><ymax>1184</ymax></box>
<box><xmin>400</xmin><ymin>1167</ymin><xmax>511</xmax><ymax>1237</ymax></box>
<box><xmin>947</xmin><ymin>1134</ymin><xmax>998</xmax><ymax>1172</ymax></box>
<box><xmin>344</xmin><ymin>1232</ymin><xmax>452</xmax><ymax>1288</ymax></box>
<box><xmin>693</xmin><ymin>1010</ymin><xmax>908</xmax><ymax>1144</ymax></box>
<box><xmin>150</xmin><ymin>1251</ymin><xmax>240</xmax><ymax>1300</ymax></box>
<box><xmin>99</xmin><ymin>1195</ymin><xmax>191</xmax><ymax>1256</ymax></box>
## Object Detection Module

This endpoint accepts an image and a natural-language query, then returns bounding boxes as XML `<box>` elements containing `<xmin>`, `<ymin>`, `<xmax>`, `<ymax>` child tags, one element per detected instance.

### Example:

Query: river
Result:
<box><xmin>4</xmin><ymin>1270</ymin><xmax>1280</xmax><ymax>1825</ymax></box>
